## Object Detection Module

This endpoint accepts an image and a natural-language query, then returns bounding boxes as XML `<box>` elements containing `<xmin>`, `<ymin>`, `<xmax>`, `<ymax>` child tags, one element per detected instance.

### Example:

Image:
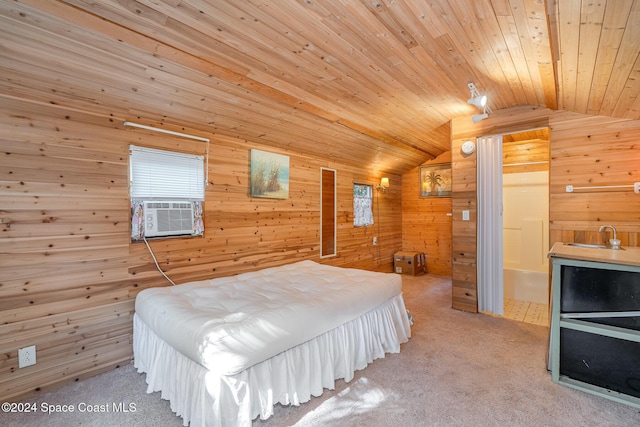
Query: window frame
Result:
<box><xmin>320</xmin><ymin>168</ymin><xmax>337</xmax><ymax>258</ymax></box>
<box><xmin>353</xmin><ymin>183</ymin><xmax>374</xmax><ymax>227</ymax></box>
<box><xmin>129</xmin><ymin>145</ymin><xmax>206</xmax><ymax>240</ymax></box>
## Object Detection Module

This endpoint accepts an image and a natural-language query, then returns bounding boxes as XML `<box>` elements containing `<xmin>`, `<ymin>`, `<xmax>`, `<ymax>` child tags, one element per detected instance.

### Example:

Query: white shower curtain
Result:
<box><xmin>477</xmin><ymin>135</ymin><xmax>504</xmax><ymax>315</ymax></box>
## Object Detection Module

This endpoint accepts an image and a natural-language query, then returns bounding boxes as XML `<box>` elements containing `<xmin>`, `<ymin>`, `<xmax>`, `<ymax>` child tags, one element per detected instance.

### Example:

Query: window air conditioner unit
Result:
<box><xmin>143</xmin><ymin>201</ymin><xmax>194</xmax><ymax>237</ymax></box>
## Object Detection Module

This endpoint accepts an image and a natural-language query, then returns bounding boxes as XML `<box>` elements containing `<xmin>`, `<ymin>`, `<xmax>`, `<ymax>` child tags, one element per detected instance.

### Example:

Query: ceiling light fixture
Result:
<box><xmin>467</xmin><ymin>82</ymin><xmax>492</xmax><ymax>122</ymax></box>
<box><xmin>468</xmin><ymin>95</ymin><xmax>486</xmax><ymax>108</ymax></box>
<box><xmin>472</xmin><ymin>113</ymin><xmax>489</xmax><ymax>123</ymax></box>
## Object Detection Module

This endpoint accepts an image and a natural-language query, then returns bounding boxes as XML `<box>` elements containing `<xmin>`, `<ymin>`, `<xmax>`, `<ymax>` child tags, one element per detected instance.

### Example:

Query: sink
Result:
<box><xmin>566</xmin><ymin>243</ymin><xmax>608</xmax><ymax>249</ymax></box>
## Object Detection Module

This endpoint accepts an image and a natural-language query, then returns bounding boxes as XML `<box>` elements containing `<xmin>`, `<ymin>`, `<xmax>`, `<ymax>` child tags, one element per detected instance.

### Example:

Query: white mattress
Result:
<box><xmin>134</xmin><ymin>260</ymin><xmax>402</xmax><ymax>376</ymax></box>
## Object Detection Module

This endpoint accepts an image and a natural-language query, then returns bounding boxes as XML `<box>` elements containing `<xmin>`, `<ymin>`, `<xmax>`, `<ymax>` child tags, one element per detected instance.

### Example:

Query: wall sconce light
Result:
<box><xmin>376</xmin><ymin>177</ymin><xmax>389</xmax><ymax>193</ymax></box>
<box><xmin>467</xmin><ymin>82</ymin><xmax>492</xmax><ymax>122</ymax></box>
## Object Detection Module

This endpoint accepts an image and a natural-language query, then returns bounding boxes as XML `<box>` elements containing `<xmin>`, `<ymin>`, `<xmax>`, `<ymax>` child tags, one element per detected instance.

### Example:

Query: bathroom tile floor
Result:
<box><xmin>504</xmin><ymin>298</ymin><xmax>550</xmax><ymax>327</ymax></box>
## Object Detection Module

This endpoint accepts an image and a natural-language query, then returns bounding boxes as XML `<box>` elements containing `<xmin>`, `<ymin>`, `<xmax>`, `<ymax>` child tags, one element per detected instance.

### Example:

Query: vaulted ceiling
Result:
<box><xmin>1</xmin><ymin>1</ymin><xmax>639</xmax><ymax>174</ymax></box>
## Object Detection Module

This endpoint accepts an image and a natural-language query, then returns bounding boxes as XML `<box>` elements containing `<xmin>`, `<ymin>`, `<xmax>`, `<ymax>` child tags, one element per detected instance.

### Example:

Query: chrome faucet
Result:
<box><xmin>599</xmin><ymin>224</ymin><xmax>617</xmax><ymax>240</ymax></box>
<box><xmin>599</xmin><ymin>225</ymin><xmax>620</xmax><ymax>249</ymax></box>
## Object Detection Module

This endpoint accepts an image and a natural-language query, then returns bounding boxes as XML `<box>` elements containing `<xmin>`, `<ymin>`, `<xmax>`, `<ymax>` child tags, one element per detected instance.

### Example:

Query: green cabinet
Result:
<box><xmin>549</xmin><ymin>256</ymin><xmax>640</xmax><ymax>408</ymax></box>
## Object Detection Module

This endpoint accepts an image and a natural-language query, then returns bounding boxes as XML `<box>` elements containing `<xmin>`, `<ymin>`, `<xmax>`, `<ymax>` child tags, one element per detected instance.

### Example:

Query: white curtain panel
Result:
<box><xmin>477</xmin><ymin>135</ymin><xmax>504</xmax><ymax>315</ymax></box>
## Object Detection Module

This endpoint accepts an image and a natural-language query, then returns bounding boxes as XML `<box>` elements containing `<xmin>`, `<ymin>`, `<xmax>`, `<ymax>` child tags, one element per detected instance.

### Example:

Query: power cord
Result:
<box><xmin>143</xmin><ymin>236</ymin><xmax>177</xmax><ymax>286</ymax></box>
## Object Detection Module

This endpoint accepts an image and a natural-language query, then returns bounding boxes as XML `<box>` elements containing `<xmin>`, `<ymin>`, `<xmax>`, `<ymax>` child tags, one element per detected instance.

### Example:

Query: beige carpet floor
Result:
<box><xmin>4</xmin><ymin>273</ymin><xmax>639</xmax><ymax>426</ymax></box>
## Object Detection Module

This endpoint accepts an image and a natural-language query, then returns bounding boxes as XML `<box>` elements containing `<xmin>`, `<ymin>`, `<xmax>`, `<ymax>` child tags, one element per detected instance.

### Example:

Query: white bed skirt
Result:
<box><xmin>133</xmin><ymin>293</ymin><xmax>411</xmax><ymax>427</ymax></box>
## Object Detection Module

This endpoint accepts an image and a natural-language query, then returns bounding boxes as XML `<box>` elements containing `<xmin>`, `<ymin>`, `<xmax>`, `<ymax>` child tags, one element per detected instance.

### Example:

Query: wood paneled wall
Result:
<box><xmin>549</xmin><ymin>112</ymin><xmax>640</xmax><ymax>246</ymax></box>
<box><xmin>0</xmin><ymin>96</ymin><xmax>401</xmax><ymax>401</ymax></box>
<box><xmin>402</xmin><ymin>152</ymin><xmax>452</xmax><ymax>276</ymax></box>
<box><xmin>502</xmin><ymin>131</ymin><xmax>549</xmax><ymax>174</ymax></box>
<box><xmin>451</xmin><ymin>106</ymin><xmax>640</xmax><ymax>312</ymax></box>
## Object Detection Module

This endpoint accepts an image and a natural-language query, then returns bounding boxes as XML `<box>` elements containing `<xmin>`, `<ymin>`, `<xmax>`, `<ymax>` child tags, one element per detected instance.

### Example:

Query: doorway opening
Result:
<box><xmin>501</xmin><ymin>128</ymin><xmax>550</xmax><ymax>326</ymax></box>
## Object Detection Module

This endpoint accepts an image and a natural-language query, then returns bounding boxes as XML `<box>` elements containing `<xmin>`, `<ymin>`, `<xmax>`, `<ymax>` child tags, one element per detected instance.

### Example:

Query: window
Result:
<box><xmin>353</xmin><ymin>184</ymin><xmax>373</xmax><ymax>227</ymax></box>
<box><xmin>130</xmin><ymin>145</ymin><xmax>205</xmax><ymax>200</ymax></box>
<box><xmin>129</xmin><ymin>145</ymin><xmax>205</xmax><ymax>239</ymax></box>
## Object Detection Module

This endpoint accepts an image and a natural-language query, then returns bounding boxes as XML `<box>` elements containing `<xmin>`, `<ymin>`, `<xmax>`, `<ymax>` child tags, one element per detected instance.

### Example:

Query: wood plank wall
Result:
<box><xmin>402</xmin><ymin>151</ymin><xmax>452</xmax><ymax>276</ymax></box>
<box><xmin>0</xmin><ymin>96</ymin><xmax>402</xmax><ymax>401</ymax></box>
<box><xmin>450</xmin><ymin>106</ymin><xmax>640</xmax><ymax>312</ymax></box>
<box><xmin>502</xmin><ymin>132</ymin><xmax>549</xmax><ymax>175</ymax></box>
<box><xmin>549</xmin><ymin>112</ymin><xmax>640</xmax><ymax>246</ymax></box>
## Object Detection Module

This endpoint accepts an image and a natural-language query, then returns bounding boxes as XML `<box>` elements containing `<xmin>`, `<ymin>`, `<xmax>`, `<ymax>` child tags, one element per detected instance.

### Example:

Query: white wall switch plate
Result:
<box><xmin>373</xmin><ymin>236</ymin><xmax>378</xmax><ymax>246</ymax></box>
<box><xmin>462</xmin><ymin>210</ymin><xmax>470</xmax><ymax>221</ymax></box>
<box><xmin>18</xmin><ymin>345</ymin><xmax>36</xmax><ymax>368</ymax></box>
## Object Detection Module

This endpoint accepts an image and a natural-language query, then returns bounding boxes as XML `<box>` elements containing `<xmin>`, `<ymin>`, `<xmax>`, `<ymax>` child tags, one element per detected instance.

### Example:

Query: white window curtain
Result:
<box><xmin>477</xmin><ymin>135</ymin><xmax>504</xmax><ymax>315</ymax></box>
<box><xmin>130</xmin><ymin>145</ymin><xmax>205</xmax><ymax>200</ymax></box>
<box><xmin>353</xmin><ymin>184</ymin><xmax>374</xmax><ymax>227</ymax></box>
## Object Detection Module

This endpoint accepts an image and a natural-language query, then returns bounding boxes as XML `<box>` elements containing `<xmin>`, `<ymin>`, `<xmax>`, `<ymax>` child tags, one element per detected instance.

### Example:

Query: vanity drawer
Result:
<box><xmin>560</xmin><ymin>265</ymin><xmax>640</xmax><ymax>313</ymax></box>
<box><xmin>560</xmin><ymin>328</ymin><xmax>640</xmax><ymax>398</ymax></box>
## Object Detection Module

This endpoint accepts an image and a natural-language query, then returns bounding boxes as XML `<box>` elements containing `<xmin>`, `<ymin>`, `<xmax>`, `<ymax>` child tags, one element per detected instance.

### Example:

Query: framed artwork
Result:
<box><xmin>250</xmin><ymin>149</ymin><xmax>290</xmax><ymax>199</ymax></box>
<box><xmin>420</xmin><ymin>163</ymin><xmax>452</xmax><ymax>198</ymax></box>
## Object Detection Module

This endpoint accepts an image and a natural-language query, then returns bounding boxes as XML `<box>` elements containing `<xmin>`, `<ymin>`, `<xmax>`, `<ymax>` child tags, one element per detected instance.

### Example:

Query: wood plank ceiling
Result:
<box><xmin>1</xmin><ymin>0</ymin><xmax>639</xmax><ymax>174</ymax></box>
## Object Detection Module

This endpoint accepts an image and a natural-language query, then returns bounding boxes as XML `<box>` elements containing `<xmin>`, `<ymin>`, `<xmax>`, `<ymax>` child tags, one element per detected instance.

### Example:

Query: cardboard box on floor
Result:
<box><xmin>394</xmin><ymin>251</ymin><xmax>426</xmax><ymax>275</ymax></box>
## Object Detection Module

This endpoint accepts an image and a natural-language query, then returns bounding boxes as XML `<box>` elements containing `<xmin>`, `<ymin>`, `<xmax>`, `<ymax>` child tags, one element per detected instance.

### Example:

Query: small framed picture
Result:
<box><xmin>420</xmin><ymin>163</ymin><xmax>451</xmax><ymax>198</ymax></box>
<box><xmin>250</xmin><ymin>149</ymin><xmax>290</xmax><ymax>199</ymax></box>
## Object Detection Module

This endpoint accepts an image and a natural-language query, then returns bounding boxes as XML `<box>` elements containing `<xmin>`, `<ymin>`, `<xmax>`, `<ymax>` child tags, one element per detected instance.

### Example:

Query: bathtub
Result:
<box><xmin>504</xmin><ymin>268</ymin><xmax>549</xmax><ymax>304</ymax></box>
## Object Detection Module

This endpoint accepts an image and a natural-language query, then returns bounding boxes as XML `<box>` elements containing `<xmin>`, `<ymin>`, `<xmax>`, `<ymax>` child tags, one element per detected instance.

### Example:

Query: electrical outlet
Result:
<box><xmin>373</xmin><ymin>236</ymin><xmax>378</xmax><ymax>246</ymax></box>
<box><xmin>18</xmin><ymin>345</ymin><xmax>36</xmax><ymax>368</ymax></box>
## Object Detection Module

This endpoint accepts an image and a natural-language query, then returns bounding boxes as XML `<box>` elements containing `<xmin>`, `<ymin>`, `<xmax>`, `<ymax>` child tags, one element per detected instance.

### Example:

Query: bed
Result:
<box><xmin>133</xmin><ymin>260</ymin><xmax>411</xmax><ymax>426</ymax></box>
